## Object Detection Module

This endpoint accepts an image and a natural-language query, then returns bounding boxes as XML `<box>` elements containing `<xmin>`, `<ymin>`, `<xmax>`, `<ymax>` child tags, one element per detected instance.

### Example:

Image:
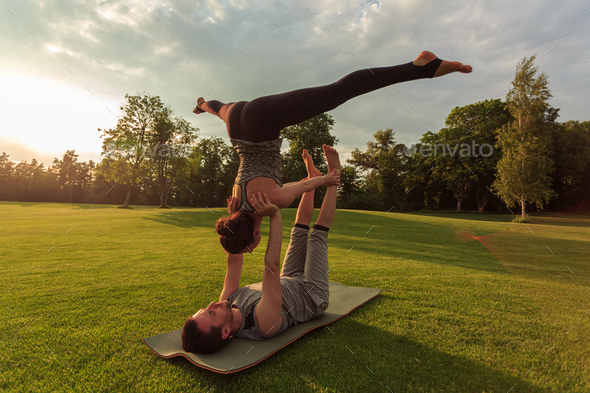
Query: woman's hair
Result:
<box><xmin>216</xmin><ymin>211</ymin><xmax>255</xmax><ymax>254</ymax></box>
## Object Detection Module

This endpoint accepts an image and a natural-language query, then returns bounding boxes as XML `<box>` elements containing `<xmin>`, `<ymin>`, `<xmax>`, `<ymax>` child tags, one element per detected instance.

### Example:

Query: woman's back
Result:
<box><xmin>231</xmin><ymin>138</ymin><xmax>284</xmax><ymax>212</ymax></box>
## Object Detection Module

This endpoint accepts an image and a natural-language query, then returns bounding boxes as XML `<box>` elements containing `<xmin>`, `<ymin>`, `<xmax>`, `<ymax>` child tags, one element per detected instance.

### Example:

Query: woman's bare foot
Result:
<box><xmin>322</xmin><ymin>145</ymin><xmax>342</xmax><ymax>176</ymax></box>
<box><xmin>302</xmin><ymin>149</ymin><xmax>322</xmax><ymax>178</ymax></box>
<box><xmin>412</xmin><ymin>51</ymin><xmax>472</xmax><ymax>77</ymax></box>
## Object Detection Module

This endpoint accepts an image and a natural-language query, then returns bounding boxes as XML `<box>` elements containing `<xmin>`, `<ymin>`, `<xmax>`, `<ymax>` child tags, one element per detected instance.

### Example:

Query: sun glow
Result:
<box><xmin>0</xmin><ymin>73</ymin><xmax>122</xmax><ymax>160</ymax></box>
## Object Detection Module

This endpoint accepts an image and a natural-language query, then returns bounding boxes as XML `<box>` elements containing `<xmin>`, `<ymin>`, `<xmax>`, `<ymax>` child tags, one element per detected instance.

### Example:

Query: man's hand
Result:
<box><xmin>249</xmin><ymin>192</ymin><xmax>279</xmax><ymax>217</ymax></box>
<box><xmin>227</xmin><ymin>195</ymin><xmax>239</xmax><ymax>214</ymax></box>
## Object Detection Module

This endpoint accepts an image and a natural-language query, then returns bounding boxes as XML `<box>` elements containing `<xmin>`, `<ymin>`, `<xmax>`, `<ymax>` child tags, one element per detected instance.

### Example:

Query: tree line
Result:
<box><xmin>1</xmin><ymin>56</ymin><xmax>589</xmax><ymax>216</ymax></box>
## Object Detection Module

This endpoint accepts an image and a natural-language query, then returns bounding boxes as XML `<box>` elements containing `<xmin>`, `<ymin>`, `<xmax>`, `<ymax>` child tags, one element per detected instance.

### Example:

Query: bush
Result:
<box><xmin>400</xmin><ymin>201</ymin><xmax>424</xmax><ymax>212</ymax></box>
<box><xmin>512</xmin><ymin>214</ymin><xmax>532</xmax><ymax>223</ymax></box>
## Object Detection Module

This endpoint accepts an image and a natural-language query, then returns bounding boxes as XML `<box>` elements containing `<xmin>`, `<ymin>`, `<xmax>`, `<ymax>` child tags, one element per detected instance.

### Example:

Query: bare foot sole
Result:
<box><xmin>322</xmin><ymin>145</ymin><xmax>342</xmax><ymax>176</ymax></box>
<box><xmin>302</xmin><ymin>149</ymin><xmax>322</xmax><ymax>178</ymax></box>
<box><xmin>412</xmin><ymin>50</ymin><xmax>472</xmax><ymax>77</ymax></box>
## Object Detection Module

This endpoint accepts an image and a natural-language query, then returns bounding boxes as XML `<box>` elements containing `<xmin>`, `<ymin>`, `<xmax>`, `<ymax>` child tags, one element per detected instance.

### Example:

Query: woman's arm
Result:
<box><xmin>269</xmin><ymin>174</ymin><xmax>339</xmax><ymax>208</ymax></box>
<box><xmin>282</xmin><ymin>177</ymin><xmax>308</xmax><ymax>187</ymax></box>
<box><xmin>226</xmin><ymin>184</ymin><xmax>241</xmax><ymax>214</ymax></box>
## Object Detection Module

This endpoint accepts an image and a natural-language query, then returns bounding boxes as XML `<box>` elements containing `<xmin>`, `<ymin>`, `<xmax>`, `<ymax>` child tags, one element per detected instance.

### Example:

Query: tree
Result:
<box><xmin>493</xmin><ymin>55</ymin><xmax>556</xmax><ymax>218</ymax></box>
<box><xmin>550</xmin><ymin>120</ymin><xmax>590</xmax><ymax>211</ymax></box>
<box><xmin>12</xmin><ymin>160</ymin><xmax>35</xmax><ymax>201</ymax></box>
<box><xmin>30</xmin><ymin>160</ymin><xmax>57</xmax><ymax>202</ymax></box>
<box><xmin>148</xmin><ymin>116</ymin><xmax>198</xmax><ymax>207</ymax></box>
<box><xmin>98</xmin><ymin>93</ymin><xmax>171</xmax><ymax>208</ymax></box>
<box><xmin>52</xmin><ymin>150</ymin><xmax>79</xmax><ymax>203</ymax></box>
<box><xmin>177</xmin><ymin>137</ymin><xmax>238</xmax><ymax>207</ymax></box>
<box><xmin>338</xmin><ymin>166</ymin><xmax>360</xmax><ymax>198</ymax></box>
<box><xmin>403</xmin><ymin>132</ymin><xmax>447</xmax><ymax>211</ymax></box>
<box><xmin>0</xmin><ymin>152</ymin><xmax>15</xmax><ymax>200</ymax></box>
<box><xmin>348</xmin><ymin>129</ymin><xmax>405</xmax><ymax>210</ymax></box>
<box><xmin>422</xmin><ymin>129</ymin><xmax>473</xmax><ymax>211</ymax></box>
<box><xmin>76</xmin><ymin>160</ymin><xmax>96</xmax><ymax>203</ymax></box>
<box><xmin>427</xmin><ymin>99</ymin><xmax>511</xmax><ymax>211</ymax></box>
<box><xmin>280</xmin><ymin>113</ymin><xmax>338</xmax><ymax>207</ymax></box>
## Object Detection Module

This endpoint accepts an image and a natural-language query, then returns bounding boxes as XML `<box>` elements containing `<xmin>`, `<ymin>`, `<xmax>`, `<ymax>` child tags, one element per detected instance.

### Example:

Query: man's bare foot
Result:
<box><xmin>302</xmin><ymin>149</ymin><xmax>322</xmax><ymax>178</ymax></box>
<box><xmin>412</xmin><ymin>51</ymin><xmax>472</xmax><ymax>77</ymax></box>
<box><xmin>322</xmin><ymin>145</ymin><xmax>342</xmax><ymax>177</ymax></box>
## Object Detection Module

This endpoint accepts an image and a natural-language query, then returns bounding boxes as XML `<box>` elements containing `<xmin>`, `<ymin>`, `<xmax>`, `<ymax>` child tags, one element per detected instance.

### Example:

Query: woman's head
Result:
<box><xmin>216</xmin><ymin>211</ymin><xmax>261</xmax><ymax>254</ymax></box>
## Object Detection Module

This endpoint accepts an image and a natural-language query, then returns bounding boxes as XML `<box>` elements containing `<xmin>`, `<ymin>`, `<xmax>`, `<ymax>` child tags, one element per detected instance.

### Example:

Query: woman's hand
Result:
<box><xmin>227</xmin><ymin>195</ymin><xmax>239</xmax><ymax>214</ymax></box>
<box><xmin>249</xmin><ymin>192</ymin><xmax>280</xmax><ymax>217</ymax></box>
<box><xmin>323</xmin><ymin>173</ymin><xmax>341</xmax><ymax>187</ymax></box>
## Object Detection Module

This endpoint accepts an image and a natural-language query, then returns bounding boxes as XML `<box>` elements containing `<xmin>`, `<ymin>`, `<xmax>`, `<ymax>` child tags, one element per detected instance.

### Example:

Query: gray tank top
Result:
<box><xmin>226</xmin><ymin>275</ymin><xmax>322</xmax><ymax>340</ymax></box>
<box><xmin>230</xmin><ymin>138</ymin><xmax>283</xmax><ymax>213</ymax></box>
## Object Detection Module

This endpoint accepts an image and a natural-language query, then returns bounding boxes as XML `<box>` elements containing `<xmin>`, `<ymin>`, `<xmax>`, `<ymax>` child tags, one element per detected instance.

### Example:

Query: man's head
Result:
<box><xmin>181</xmin><ymin>300</ymin><xmax>234</xmax><ymax>354</ymax></box>
<box><xmin>216</xmin><ymin>211</ymin><xmax>262</xmax><ymax>254</ymax></box>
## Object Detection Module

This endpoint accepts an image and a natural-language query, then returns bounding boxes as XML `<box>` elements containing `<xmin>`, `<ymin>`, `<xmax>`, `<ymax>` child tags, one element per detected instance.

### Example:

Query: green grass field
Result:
<box><xmin>1</xmin><ymin>202</ymin><xmax>588</xmax><ymax>392</ymax></box>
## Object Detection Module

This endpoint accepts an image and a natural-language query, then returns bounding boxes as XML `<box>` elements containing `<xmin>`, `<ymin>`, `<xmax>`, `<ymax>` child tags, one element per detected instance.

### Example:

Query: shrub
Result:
<box><xmin>512</xmin><ymin>214</ymin><xmax>532</xmax><ymax>223</ymax></box>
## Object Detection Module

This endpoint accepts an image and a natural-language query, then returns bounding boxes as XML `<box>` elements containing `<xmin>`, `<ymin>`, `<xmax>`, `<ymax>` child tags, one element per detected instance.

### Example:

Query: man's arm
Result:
<box><xmin>219</xmin><ymin>253</ymin><xmax>243</xmax><ymax>302</ymax></box>
<box><xmin>249</xmin><ymin>193</ymin><xmax>283</xmax><ymax>337</ymax></box>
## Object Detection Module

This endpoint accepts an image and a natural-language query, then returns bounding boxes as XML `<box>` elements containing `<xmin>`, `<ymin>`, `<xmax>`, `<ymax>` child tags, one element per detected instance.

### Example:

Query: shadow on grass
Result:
<box><xmin>141</xmin><ymin>208</ymin><xmax>228</xmax><ymax>230</ymax></box>
<box><xmin>402</xmin><ymin>210</ymin><xmax>516</xmax><ymax>223</ymax></box>
<box><xmin>140</xmin><ymin>208</ymin><xmax>589</xmax><ymax>283</ymax></box>
<box><xmin>407</xmin><ymin>210</ymin><xmax>590</xmax><ymax>228</ymax></box>
<box><xmin>140</xmin><ymin>208</ymin><xmax>511</xmax><ymax>275</ymax></box>
<box><xmin>162</xmin><ymin>315</ymin><xmax>550</xmax><ymax>392</ymax></box>
<box><xmin>529</xmin><ymin>213</ymin><xmax>590</xmax><ymax>228</ymax></box>
<box><xmin>0</xmin><ymin>201</ymin><xmax>143</xmax><ymax>211</ymax></box>
<box><xmin>141</xmin><ymin>207</ymin><xmax>511</xmax><ymax>234</ymax></box>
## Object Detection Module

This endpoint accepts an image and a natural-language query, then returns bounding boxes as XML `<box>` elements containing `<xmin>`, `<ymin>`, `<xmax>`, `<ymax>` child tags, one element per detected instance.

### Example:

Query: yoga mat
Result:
<box><xmin>143</xmin><ymin>281</ymin><xmax>381</xmax><ymax>373</ymax></box>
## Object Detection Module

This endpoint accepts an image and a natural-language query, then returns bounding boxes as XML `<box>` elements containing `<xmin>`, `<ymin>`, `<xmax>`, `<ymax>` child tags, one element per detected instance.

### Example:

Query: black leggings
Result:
<box><xmin>213</xmin><ymin>59</ymin><xmax>442</xmax><ymax>143</ymax></box>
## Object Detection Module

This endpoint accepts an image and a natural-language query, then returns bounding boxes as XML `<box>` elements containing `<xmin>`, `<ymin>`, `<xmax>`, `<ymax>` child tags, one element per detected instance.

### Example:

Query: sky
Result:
<box><xmin>1</xmin><ymin>0</ymin><xmax>589</xmax><ymax>166</ymax></box>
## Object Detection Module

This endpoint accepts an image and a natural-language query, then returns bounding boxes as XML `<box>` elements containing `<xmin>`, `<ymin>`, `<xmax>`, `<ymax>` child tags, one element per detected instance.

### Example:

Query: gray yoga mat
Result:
<box><xmin>143</xmin><ymin>281</ymin><xmax>381</xmax><ymax>373</ymax></box>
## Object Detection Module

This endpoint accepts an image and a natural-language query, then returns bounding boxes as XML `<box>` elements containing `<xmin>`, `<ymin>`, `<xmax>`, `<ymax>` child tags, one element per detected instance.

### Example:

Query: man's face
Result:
<box><xmin>192</xmin><ymin>300</ymin><xmax>233</xmax><ymax>334</ymax></box>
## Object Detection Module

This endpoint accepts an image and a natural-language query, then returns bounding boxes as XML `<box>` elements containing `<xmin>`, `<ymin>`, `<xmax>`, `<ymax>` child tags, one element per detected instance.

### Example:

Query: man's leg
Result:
<box><xmin>302</xmin><ymin>145</ymin><xmax>341</xmax><ymax>311</ymax></box>
<box><xmin>293</xmin><ymin>152</ymin><xmax>318</xmax><ymax>227</ymax></box>
<box><xmin>280</xmin><ymin>151</ymin><xmax>321</xmax><ymax>277</ymax></box>
<box><xmin>315</xmin><ymin>145</ymin><xmax>340</xmax><ymax>229</ymax></box>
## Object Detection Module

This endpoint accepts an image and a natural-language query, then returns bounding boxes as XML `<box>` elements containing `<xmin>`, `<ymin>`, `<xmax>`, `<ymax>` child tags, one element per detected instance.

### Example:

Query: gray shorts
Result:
<box><xmin>280</xmin><ymin>226</ymin><xmax>330</xmax><ymax>312</ymax></box>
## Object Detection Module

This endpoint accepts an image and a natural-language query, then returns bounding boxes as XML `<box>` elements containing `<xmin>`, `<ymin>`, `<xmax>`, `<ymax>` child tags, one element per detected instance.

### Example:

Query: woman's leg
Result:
<box><xmin>197</xmin><ymin>99</ymin><xmax>251</xmax><ymax>141</ymax></box>
<box><xmin>197</xmin><ymin>100</ymin><xmax>230</xmax><ymax>121</ymax></box>
<box><xmin>245</xmin><ymin>60</ymin><xmax>444</xmax><ymax>135</ymax></box>
<box><xmin>205</xmin><ymin>52</ymin><xmax>471</xmax><ymax>143</ymax></box>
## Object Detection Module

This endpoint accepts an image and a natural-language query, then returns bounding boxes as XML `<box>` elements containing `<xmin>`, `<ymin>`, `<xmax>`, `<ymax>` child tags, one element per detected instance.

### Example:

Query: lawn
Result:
<box><xmin>1</xmin><ymin>202</ymin><xmax>588</xmax><ymax>392</ymax></box>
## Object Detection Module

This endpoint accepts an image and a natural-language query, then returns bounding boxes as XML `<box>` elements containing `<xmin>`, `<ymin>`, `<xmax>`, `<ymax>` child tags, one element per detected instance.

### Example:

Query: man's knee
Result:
<box><xmin>317</xmin><ymin>300</ymin><xmax>329</xmax><ymax>314</ymax></box>
<box><xmin>308</xmin><ymin>286</ymin><xmax>329</xmax><ymax>312</ymax></box>
<box><xmin>309</xmin><ymin>227</ymin><xmax>329</xmax><ymax>248</ymax></box>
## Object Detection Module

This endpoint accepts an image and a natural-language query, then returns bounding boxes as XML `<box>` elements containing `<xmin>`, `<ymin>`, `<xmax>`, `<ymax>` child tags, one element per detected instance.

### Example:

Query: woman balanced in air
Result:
<box><xmin>193</xmin><ymin>51</ymin><xmax>472</xmax><ymax>255</ymax></box>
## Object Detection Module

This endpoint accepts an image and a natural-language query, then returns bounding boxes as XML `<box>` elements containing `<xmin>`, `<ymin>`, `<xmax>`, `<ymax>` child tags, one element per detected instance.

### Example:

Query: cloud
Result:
<box><xmin>1</xmin><ymin>0</ymin><xmax>588</xmax><ymax>160</ymax></box>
